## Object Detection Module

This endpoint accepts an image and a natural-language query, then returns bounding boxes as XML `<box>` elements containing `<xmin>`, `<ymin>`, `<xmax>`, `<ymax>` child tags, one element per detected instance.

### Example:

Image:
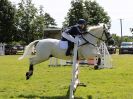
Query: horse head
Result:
<box><xmin>80</xmin><ymin>23</ymin><xmax>114</xmax><ymax>47</ymax></box>
<box><xmin>103</xmin><ymin>24</ymin><xmax>115</xmax><ymax>45</ymax></box>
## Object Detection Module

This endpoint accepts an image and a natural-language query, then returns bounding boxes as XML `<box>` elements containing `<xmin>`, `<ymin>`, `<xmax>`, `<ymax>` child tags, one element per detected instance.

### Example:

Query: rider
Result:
<box><xmin>61</xmin><ymin>19</ymin><xmax>87</xmax><ymax>56</ymax></box>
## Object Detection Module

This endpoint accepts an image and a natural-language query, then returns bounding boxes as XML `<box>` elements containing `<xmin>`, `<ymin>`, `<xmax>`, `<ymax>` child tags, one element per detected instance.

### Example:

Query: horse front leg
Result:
<box><xmin>26</xmin><ymin>64</ymin><xmax>34</xmax><ymax>80</ymax></box>
<box><xmin>94</xmin><ymin>57</ymin><xmax>101</xmax><ymax>70</ymax></box>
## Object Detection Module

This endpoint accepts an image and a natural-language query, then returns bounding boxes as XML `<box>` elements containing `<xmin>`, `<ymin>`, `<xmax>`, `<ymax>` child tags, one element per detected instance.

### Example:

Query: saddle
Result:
<box><xmin>60</xmin><ymin>37</ymin><xmax>74</xmax><ymax>56</ymax></box>
<box><xmin>59</xmin><ymin>41</ymin><xmax>68</xmax><ymax>49</ymax></box>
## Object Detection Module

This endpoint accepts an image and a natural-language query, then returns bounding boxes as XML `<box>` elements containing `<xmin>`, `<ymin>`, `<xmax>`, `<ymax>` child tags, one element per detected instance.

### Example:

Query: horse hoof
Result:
<box><xmin>26</xmin><ymin>72</ymin><xmax>30</xmax><ymax>80</ymax></box>
<box><xmin>78</xmin><ymin>83</ymin><xmax>87</xmax><ymax>87</ymax></box>
<box><xmin>94</xmin><ymin>65</ymin><xmax>99</xmax><ymax>70</ymax></box>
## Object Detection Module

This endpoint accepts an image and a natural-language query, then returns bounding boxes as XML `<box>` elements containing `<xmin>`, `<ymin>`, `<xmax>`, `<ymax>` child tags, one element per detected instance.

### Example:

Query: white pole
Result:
<box><xmin>70</xmin><ymin>36</ymin><xmax>79</xmax><ymax>99</ymax></box>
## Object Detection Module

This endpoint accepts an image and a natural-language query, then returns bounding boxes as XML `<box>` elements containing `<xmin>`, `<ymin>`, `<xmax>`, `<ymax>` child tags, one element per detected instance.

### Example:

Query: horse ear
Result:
<box><xmin>102</xmin><ymin>24</ymin><xmax>106</xmax><ymax>32</ymax></box>
<box><xmin>103</xmin><ymin>24</ymin><xmax>105</xmax><ymax>27</ymax></box>
<box><xmin>103</xmin><ymin>24</ymin><xmax>106</xmax><ymax>29</ymax></box>
<box><xmin>103</xmin><ymin>24</ymin><xmax>109</xmax><ymax>31</ymax></box>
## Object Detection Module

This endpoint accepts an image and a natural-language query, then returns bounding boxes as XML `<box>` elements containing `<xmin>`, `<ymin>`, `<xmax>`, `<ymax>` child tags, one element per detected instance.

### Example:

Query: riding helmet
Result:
<box><xmin>77</xmin><ymin>19</ymin><xmax>86</xmax><ymax>25</ymax></box>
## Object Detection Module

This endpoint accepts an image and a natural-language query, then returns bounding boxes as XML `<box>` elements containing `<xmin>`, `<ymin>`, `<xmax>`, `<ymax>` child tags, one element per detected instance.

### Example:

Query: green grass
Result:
<box><xmin>0</xmin><ymin>54</ymin><xmax>133</xmax><ymax>99</ymax></box>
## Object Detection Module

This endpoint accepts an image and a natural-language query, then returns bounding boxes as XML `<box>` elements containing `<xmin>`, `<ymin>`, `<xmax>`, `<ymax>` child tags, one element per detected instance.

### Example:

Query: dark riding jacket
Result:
<box><xmin>62</xmin><ymin>25</ymin><xmax>86</xmax><ymax>41</ymax></box>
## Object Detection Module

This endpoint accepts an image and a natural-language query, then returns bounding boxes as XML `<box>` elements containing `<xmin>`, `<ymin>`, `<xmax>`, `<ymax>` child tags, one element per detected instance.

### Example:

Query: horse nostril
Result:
<box><xmin>108</xmin><ymin>39</ymin><xmax>115</xmax><ymax>45</ymax></box>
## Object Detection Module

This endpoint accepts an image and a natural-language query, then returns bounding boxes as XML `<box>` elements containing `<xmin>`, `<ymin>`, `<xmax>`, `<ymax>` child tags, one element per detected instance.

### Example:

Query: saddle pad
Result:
<box><xmin>59</xmin><ymin>41</ymin><xmax>68</xmax><ymax>49</ymax></box>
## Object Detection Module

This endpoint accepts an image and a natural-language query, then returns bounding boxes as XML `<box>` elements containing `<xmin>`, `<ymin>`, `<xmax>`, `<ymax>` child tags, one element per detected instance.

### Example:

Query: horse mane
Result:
<box><xmin>87</xmin><ymin>23</ymin><xmax>104</xmax><ymax>33</ymax></box>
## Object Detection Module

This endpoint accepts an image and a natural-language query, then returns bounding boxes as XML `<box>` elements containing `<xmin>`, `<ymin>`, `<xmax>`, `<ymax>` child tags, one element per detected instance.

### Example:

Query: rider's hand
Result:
<box><xmin>74</xmin><ymin>40</ymin><xmax>77</xmax><ymax>44</ymax></box>
<box><xmin>74</xmin><ymin>39</ymin><xmax>81</xmax><ymax>45</ymax></box>
<box><xmin>82</xmin><ymin>31</ymin><xmax>88</xmax><ymax>34</ymax></box>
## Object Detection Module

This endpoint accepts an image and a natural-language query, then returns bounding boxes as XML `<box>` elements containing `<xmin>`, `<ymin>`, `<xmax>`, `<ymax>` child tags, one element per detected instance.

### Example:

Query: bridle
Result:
<box><xmin>80</xmin><ymin>27</ymin><xmax>112</xmax><ymax>47</ymax></box>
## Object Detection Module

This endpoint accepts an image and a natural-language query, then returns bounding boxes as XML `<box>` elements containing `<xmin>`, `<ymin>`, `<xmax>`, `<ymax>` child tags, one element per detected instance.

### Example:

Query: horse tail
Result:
<box><xmin>18</xmin><ymin>40</ymin><xmax>40</xmax><ymax>60</ymax></box>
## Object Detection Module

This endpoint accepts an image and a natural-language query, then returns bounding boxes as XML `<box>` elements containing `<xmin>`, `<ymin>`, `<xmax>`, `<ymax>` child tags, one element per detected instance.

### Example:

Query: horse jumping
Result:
<box><xmin>19</xmin><ymin>24</ymin><xmax>114</xmax><ymax>80</ymax></box>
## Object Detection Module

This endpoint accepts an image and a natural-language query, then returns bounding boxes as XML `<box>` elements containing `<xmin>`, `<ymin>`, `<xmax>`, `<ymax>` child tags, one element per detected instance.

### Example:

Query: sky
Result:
<box><xmin>10</xmin><ymin>0</ymin><xmax>133</xmax><ymax>36</ymax></box>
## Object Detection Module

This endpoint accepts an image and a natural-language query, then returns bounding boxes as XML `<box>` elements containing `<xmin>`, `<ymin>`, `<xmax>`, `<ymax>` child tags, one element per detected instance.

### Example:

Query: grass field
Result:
<box><xmin>0</xmin><ymin>54</ymin><xmax>133</xmax><ymax>99</ymax></box>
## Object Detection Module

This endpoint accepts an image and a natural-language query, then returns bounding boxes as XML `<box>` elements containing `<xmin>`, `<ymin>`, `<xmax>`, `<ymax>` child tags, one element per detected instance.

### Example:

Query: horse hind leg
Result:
<box><xmin>26</xmin><ymin>64</ymin><xmax>33</xmax><ymax>80</ymax></box>
<box><xmin>26</xmin><ymin>56</ymin><xmax>49</xmax><ymax>80</ymax></box>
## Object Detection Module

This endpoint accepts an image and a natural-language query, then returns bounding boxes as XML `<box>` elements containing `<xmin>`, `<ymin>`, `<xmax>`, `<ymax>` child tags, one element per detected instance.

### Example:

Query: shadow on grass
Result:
<box><xmin>18</xmin><ymin>94</ymin><xmax>83</xmax><ymax>99</ymax></box>
<box><xmin>87</xmin><ymin>95</ymin><xmax>93</xmax><ymax>99</ymax></box>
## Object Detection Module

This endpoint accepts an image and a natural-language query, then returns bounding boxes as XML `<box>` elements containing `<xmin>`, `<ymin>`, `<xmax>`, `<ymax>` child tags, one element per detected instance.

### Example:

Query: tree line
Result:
<box><xmin>0</xmin><ymin>0</ymin><xmax>131</xmax><ymax>46</ymax></box>
<box><xmin>112</xmin><ymin>34</ymin><xmax>133</xmax><ymax>46</ymax></box>
<box><xmin>0</xmin><ymin>0</ymin><xmax>56</xmax><ymax>44</ymax></box>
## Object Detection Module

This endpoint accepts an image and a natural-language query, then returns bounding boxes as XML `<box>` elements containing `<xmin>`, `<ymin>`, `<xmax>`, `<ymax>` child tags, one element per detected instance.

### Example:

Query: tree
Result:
<box><xmin>111</xmin><ymin>34</ymin><xmax>133</xmax><ymax>46</ymax></box>
<box><xmin>112</xmin><ymin>34</ymin><xmax>121</xmax><ymax>46</ymax></box>
<box><xmin>63</xmin><ymin>0</ymin><xmax>110</xmax><ymax>27</ymax></box>
<box><xmin>84</xmin><ymin>1</ymin><xmax>110</xmax><ymax>26</ymax></box>
<box><xmin>15</xmin><ymin>0</ymin><xmax>56</xmax><ymax>44</ymax></box>
<box><xmin>44</xmin><ymin>13</ymin><xmax>56</xmax><ymax>28</ymax></box>
<box><xmin>63</xmin><ymin>0</ymin><xmax>84</xmax><ymax>27</ymax></box>
<box><xmin>15</xmin><ymin>0</ymin><xmax>38</xmax><ymax>44</ymax></box>
<box><xmin>31</xmin><ymin>6</ymin><xmax>46</xmax><ymax>40</ymax></box>
<box><xmin>0</xmin><ymin>0</ymin><xmax>16</xmax><ymax>43</ymax></box>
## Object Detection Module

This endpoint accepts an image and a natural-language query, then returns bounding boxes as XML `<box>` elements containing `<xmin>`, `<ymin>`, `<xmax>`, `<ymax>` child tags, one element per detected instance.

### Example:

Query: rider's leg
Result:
<box><xmin>66</xmin><ymin>41</ymin><xmax>74</xmax><ymax>56</ymax></box>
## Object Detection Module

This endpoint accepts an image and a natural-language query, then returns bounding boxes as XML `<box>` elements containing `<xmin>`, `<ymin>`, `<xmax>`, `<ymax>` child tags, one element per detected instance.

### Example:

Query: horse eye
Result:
<box><xmin>106</xmin><ymin>32</ymin><xmax>110</xmax><ymax>35</ymax></box>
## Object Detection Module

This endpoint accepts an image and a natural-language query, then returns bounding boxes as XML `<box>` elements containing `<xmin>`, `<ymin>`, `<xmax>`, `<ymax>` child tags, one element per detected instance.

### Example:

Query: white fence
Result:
<box><xmin>99</xmin><ymin>42</ymin><xmax>112</xmax><ymax>69</ymax></box>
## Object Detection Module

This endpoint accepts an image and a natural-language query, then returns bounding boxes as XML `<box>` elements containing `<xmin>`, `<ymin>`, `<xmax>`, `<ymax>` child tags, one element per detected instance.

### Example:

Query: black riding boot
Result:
<box><xmin>66</xmin><ymin>42</ymin><xmax>74</xmax><ymax>56</ymax></box>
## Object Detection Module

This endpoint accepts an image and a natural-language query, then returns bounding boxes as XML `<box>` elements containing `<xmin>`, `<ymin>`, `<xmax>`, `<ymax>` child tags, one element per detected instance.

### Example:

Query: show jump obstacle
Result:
<box><xmin>69</xmin><ymin>40</ymin><xmax>112</xmax><ymax>99</ymax></box>
<box><xmin>48</xmin><ymin>38</ymin><xmax>112</xmax><ymax>98</ymax></box>
<box><xmin>69</xmin><ymin>36</ymin><xmax>86</xmax><ymax>99</ymax></box>
<box><xmin>98</xmin><ymin>42</ymin><xmax>112</xmax><ymax>69</ymax></box>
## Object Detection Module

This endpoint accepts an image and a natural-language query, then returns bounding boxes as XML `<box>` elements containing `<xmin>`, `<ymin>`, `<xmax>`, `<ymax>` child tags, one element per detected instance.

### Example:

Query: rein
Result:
<box><xmin>85</xmin><ymin>31</ymin><xmax>105</xmax><ymax>42</ymax></box>
<box><xmin>80</xmin><ymin>34</ymin><xmax>97</xmax><ymax>47</ymax></box>
<box><xmin>79</xmin><ymin>29</ymin><xmax>112</xmax><ymax>47</ymax></box>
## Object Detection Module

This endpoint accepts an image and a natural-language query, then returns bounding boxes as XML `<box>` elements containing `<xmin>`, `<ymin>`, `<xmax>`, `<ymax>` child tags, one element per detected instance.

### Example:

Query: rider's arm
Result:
<box><xmin>62</xmin><ymin>27</ymin><xmax>77</xmax><ymax>43</ymax></box>
<box><xmin>62</xmin><ymin>32</ymin><xmax>77</xmax><ymax>43</ymax></box>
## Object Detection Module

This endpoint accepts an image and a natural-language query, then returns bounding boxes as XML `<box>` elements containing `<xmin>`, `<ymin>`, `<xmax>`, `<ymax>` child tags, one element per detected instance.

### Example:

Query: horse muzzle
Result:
<box><xmin>107</xmin><ymin>38</ymin><xmax>115</xmax><ymax>45</ymax></box>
